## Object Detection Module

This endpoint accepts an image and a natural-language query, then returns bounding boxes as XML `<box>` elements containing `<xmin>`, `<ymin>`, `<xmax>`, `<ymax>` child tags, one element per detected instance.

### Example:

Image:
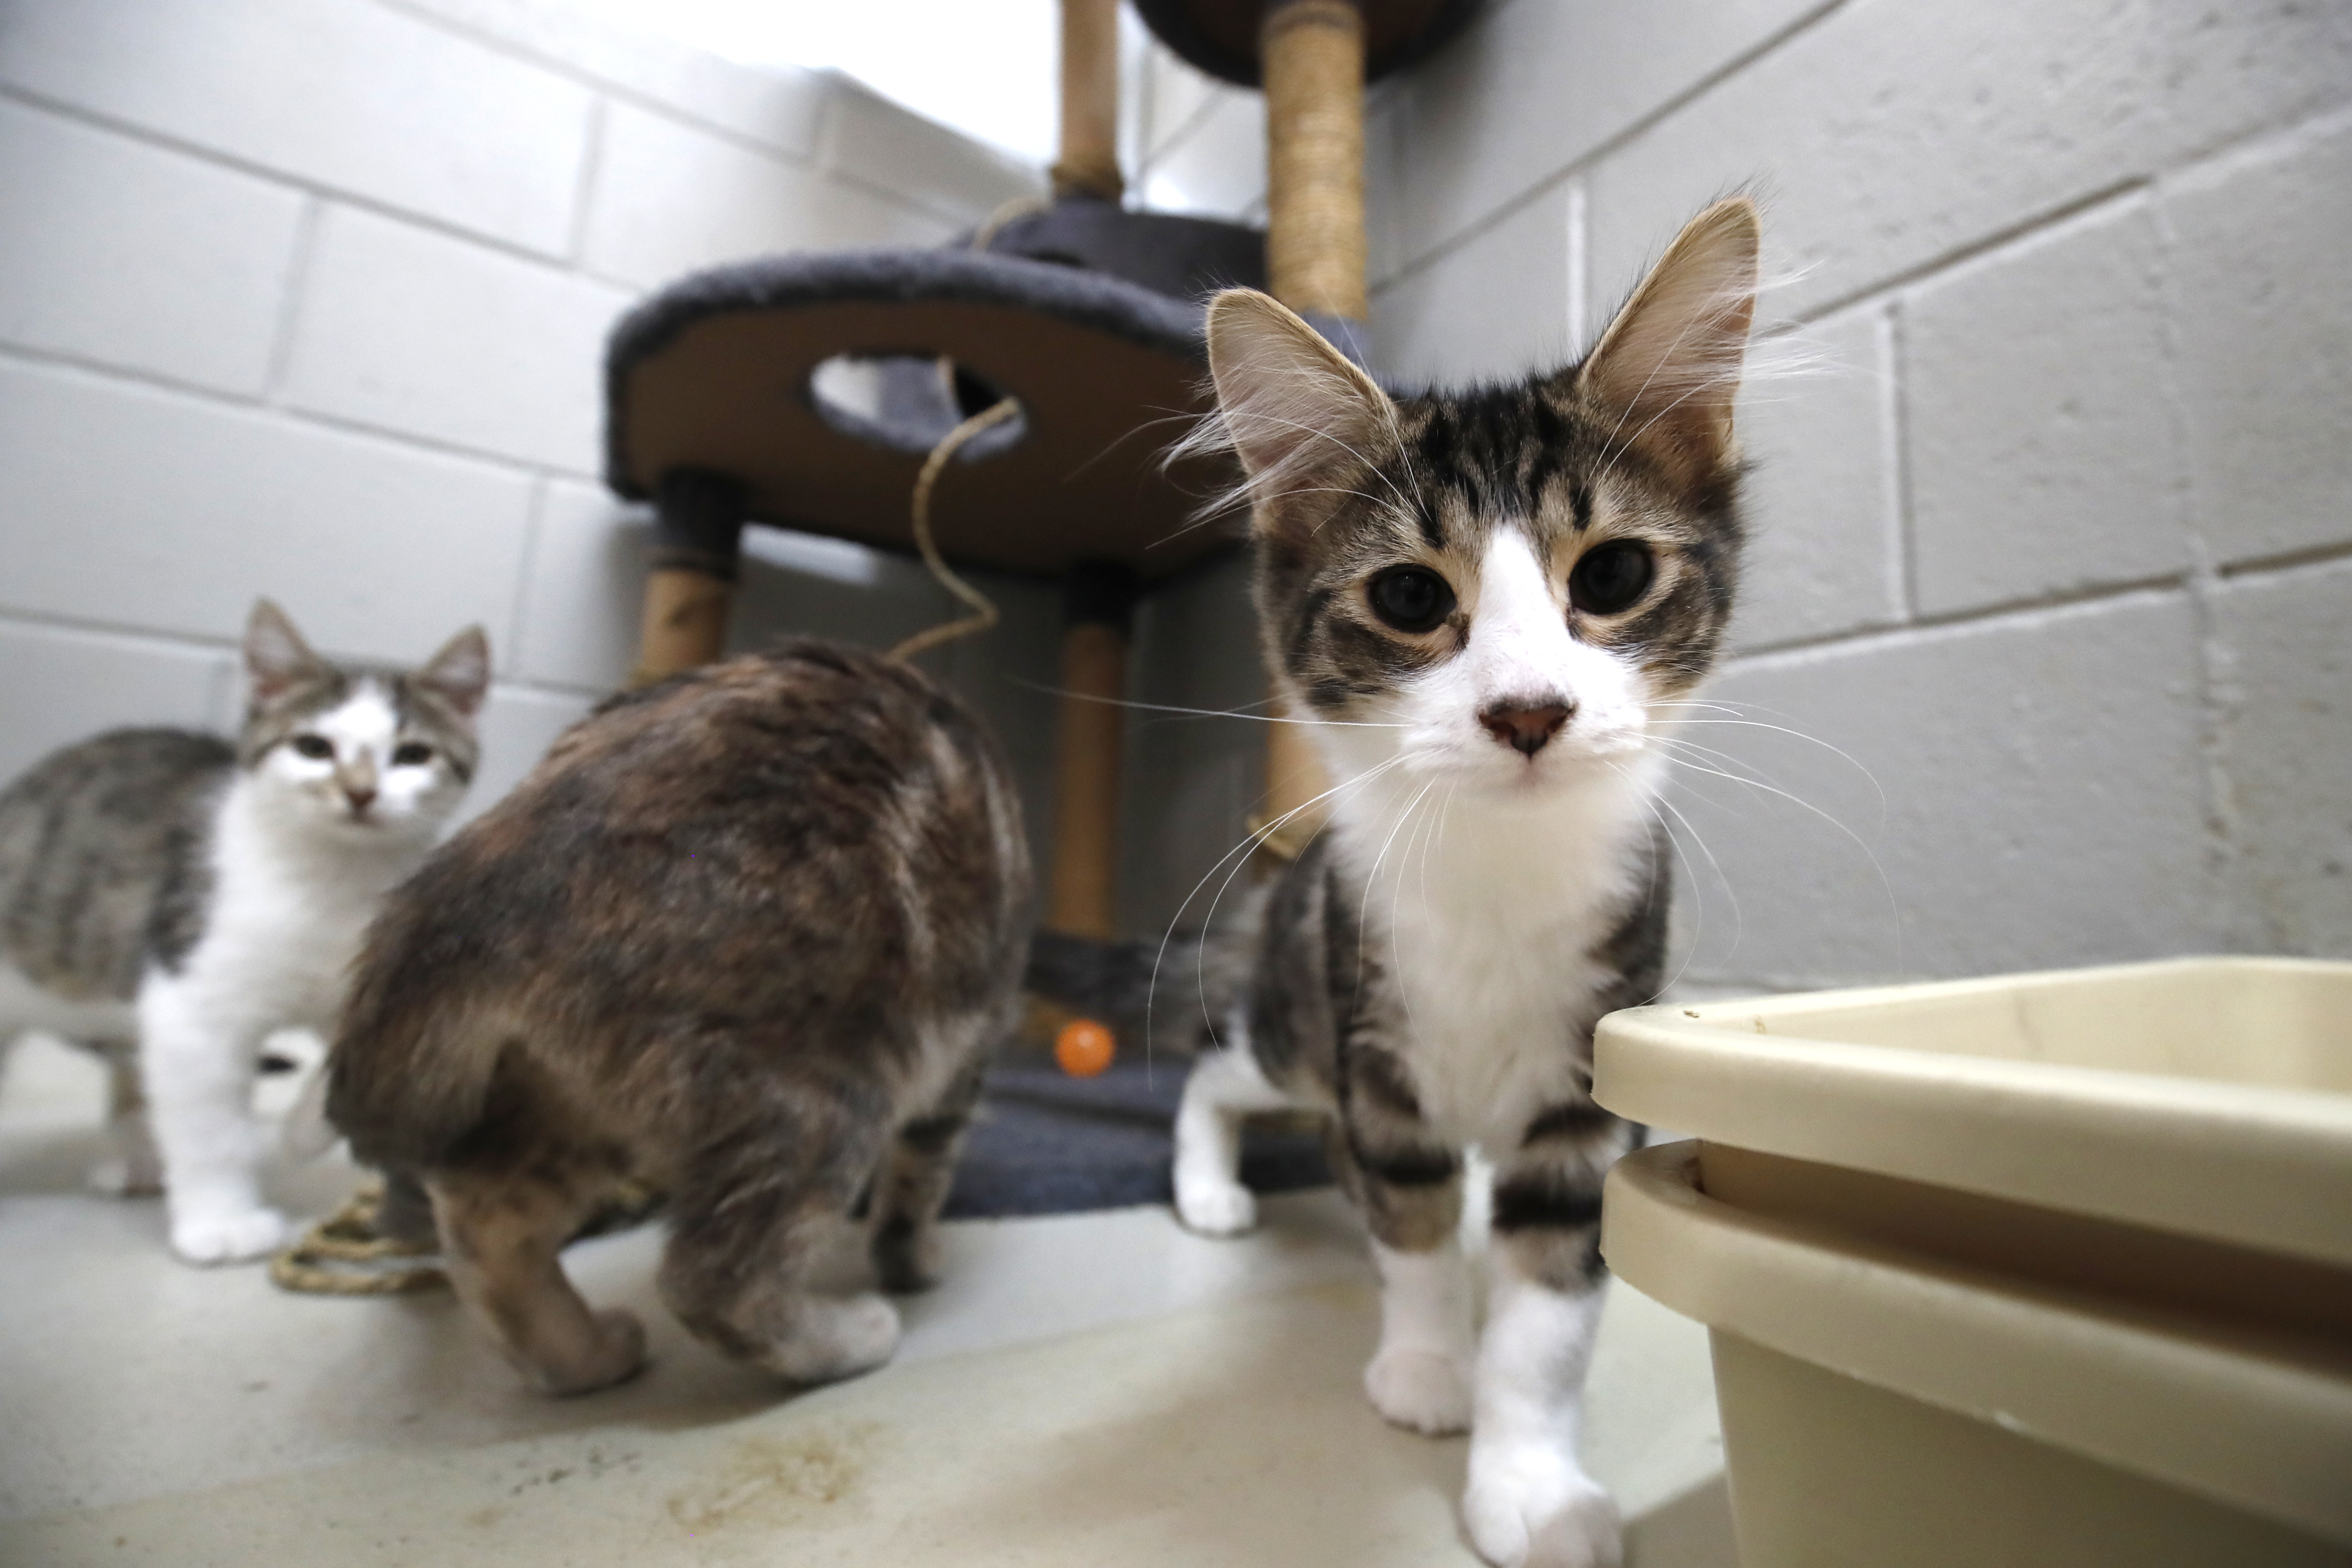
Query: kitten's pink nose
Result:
<box><xmin>345</xmin><ymin>787</ymin><xmax>377</xmax><ymax>812</ymax></box>
<box><xmin>1480</xmin><ymin>701</ymin><xmax>1572</xmax><ymax>756</ymax></box>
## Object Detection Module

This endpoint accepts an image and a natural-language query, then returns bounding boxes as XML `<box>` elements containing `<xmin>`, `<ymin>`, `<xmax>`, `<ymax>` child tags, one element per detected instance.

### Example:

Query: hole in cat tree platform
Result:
<box><xmin>807</xmin><ymin>354</ymin><xmax>1030</xmax><ymax>460</ymax></box>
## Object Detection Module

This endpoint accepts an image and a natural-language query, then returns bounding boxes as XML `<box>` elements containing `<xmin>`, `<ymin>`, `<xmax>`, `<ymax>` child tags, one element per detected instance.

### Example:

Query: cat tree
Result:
<box><xmin>1135</xmin><ymin>0</ymin><xmax>1480</xmax><ymax>851</ymax></box>
<box><xmin>608</xmin><ymin>0</ymin><xmax>1258</xmax><ymax>951</ymax></box>
<box><xmin>607</xmin><ymin>0</ymin><xmax>1481</xmax><ymax>940</ymax></box>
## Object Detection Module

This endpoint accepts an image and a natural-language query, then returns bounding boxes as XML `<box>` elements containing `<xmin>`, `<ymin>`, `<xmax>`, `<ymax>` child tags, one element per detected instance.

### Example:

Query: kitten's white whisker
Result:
<box><xmin>1650</xmin><ymin>752</ymin><xmax>1906</xmax><ymax>978</ymax></box>
<box><xmin>1648</xmin><ymin>735</ymin><xmax>1799</xmax><ymax>813</ymax></box>
<box><xmin>1614</xmin><ymin>771</ymin><xmax>1698</xmax><ymax>998</ymax></box>
<box><xmin>1007</xmin><ymin>679</ymin><xmax>1407</xmax><ymax>729</ymax></box>
<box><xmin>1152</xmin><ymin>753</ymin><xmax>1410</xmax><ymax>1063</ymax></box>
<box><xmin>1365</xmin><ymin>774</ymin><xmax>1443</xmax><ymax>1027</ymax></box>
<box><xmin>1655</xmin><ymin>715</ymin><xmax>1888</xmax><ymax>829</ymax></box>
<box><xmin>1648</xmin><ymin>775</ymin><xmax>1744</xmax><ymax>987</ymax></box>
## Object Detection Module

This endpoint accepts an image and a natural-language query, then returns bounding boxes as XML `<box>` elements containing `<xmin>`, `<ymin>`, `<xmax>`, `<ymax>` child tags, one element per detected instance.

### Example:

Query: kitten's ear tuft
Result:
<box><xmin>1577</xmin><ymin>197</ymin><xmax>1761</xmax><ymax>484</ymax></box>
<box><xmin>1204</xmin><ymin>289</ymin><xmax>1396</xmax><ymax>533</ymax></box>
<box><xmin>418</xmin><ymin>626</ymin><xmax>491</xmax><ymax>719</ymax></box>
<box><xmin>244</xmin><ymin>598</ymin><xmax>328</xmax><ymax>705</ymax></box>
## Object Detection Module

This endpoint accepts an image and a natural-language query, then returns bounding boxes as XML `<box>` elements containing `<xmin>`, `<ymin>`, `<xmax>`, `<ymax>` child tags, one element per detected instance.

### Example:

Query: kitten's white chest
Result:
<box><xmin>180</xmin><ymin>784</ymin><xmax>421</xmax><ymax>1026</ymax></box>
<box><xmin>1341</xmin><ymin>777</ymin><xmax>1651</xmax><ymax>1148</ymax></box>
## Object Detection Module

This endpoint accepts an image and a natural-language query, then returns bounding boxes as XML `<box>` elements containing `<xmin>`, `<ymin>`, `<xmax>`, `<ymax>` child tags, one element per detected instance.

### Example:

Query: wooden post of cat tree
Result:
<box><xmin>632</xmin><ymin>469</ymin><xmax>745</xmax><ymax>687</ymax></box>
<box><xmin>1254</xmin><ymin>0</ymin><xmax>1364</xmax><ymax>855</ymax></box>
<box><xmin>1052</xmin><ymin>0</ymin><xmax>1125</xmax><ymax>202</ymax></box>
<box><xmin>1048</xmin><ymin>562</ymin><xmax>1137</xmax><ymax>939</ymax></box>
<box><xmin>1041</xmin><ymin>0</ymin><xmax>1135</xmax><ymax>943</ymax></box>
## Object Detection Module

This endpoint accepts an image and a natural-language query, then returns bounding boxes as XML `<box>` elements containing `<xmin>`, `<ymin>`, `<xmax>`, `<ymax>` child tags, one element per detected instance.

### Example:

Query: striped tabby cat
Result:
<box><xmin>327</xmin><ymin>643</ymin><xmax>1032</xmax><ymax>1396</ymax></box>
<box><xmin>1041</xmin><ymin>198</ymin><xmax>1760</xmax><ymax>1568</ymax></box>
<box><xmin>0</xmin><ymin>601</ymin><xmax>488</xmax><ymax>1262</ymax></box>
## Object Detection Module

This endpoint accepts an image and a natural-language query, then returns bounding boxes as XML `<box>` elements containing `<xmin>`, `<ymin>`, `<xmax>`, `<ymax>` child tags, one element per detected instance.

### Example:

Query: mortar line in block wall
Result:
<box><xmin>1782</xmin><ymin>97</ymin><xmax>2352</xmax><ymax>332</ymax></box>
<box><xmin>2213</xmin><ymin>539</ymin><xmax>2352</xmax><ymax>581</ymax></box>
<box><xmin>1382</xmin><ymin>75</ymin><xmax>2351</xmax><ymax>373</ymax></box>
<box><xmin>564</xmin><ymin>95</ymin><xmax>608</xmax><ymax>268</ymax></box>
<box><xmin>0</xmin><ymin>345</ymin><xmax>626</xmax><ymax>521</ymax></box>
<box><xmin>1882</xmin><ymin>299</ymin><xmax>1918</xmax><ymax>622</ymax></box>
<box><xmin>0</xmin><ymin>337</ymin><xmax>610</xmax><ymax>487</ymax></box>
<box><xmin>0</xmin><ymin>607</ymin><xmax>246</xmax><ymax>663</ymax></box>
<box><xmin>811</xmin><ymin>82</ymin><xmax>1048</xmax><ymax>230</ymax></box>
<box><xmin>1373</xmin><ymin>0</ymin><xmax>1856</xmax><ymax>291</ymax></box>
<box><xmin>2183</xmin><ymin>534</ymin><xmax>2241</xmax><ymax>941</ymax></box>
<box><xmin>2143</xmin><ymin>188</ymin><xmax>2234</xmax><ymax>942</ymax></box>
<box><xmin>577</xmin><ymin>75</ymin><xmax>847</xmax><ymax>178</ymax></box>
<box><xmin>0</xmin><ymin>600</ymin><xmax>615</xmax><ymax>711</ymax></box>
<box><xmin>1143</xmin><ymin>67</ymin><xmax>1239</xmax><ymax>173</ymax></box>
<box><xmin>0</xmin><ymin>333</ymin><xmax>279</xmax><ymax>411</ymax></box>
<box><xmin>0</xmin><ymin>84</ymin><xmax>594</xmax><ymax>274</ymax></box>
<box><xmin>1564</xmin><ymin>180</ymin><xmax>1590</xmax><ymax>353</ymax></box>
<box><xmin>504</xmin><ymin>478</ymin><xmax>554</xmax><ymax>682</ymax></box>
<box><xmin>1779</xmin><ymin>176</ymin><xmax>2152</xmax><ymax>330</ymax></box>
<box><xmin>364</xmin><ymin>0</ymin><xmax>830</xmax><ymax>171</ymax></box>
<box><xmin>276</xmin><ymin>402</ymin><xmax>605</xmax><ymax>485</ymax></box>
<box><xmin>490</xmin><ymin>675</ymin><xmax>612</xmax><ymax>704</ymax></box>
<box><xmin>1720</xmin><ymin>578</ymin><xmax>2200</xmax><ymax>673</ymax></box>
<box><xmin>260</xmin><ymin>195</ymin><xmax>327</xmax><ymax>406</ymax></box>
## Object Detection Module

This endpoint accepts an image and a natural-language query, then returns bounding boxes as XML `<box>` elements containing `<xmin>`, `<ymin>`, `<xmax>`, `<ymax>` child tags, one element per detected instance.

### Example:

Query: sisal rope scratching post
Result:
<box><xmin>629</xmin><ymin>469</ymin><xmax>746</xmax><ymax>688</ymax></box>
<box><xmin>1263</xmin><ymin>0</ymin><xmax>1368</xmax><ymax>322</ymax></box>
<box><xmin>1053</xmin><ymin>0</ymin><xmax>1126</xmax><ymax>203</ymax></box>
<box><xmin>1252</xmin><ymin>0</ymin><xmax>1363</xmax><ymax>861</ymax></box>
<box><xmin>632</xmin><ymin>570</ymin><xmax>731</xmax><ymax>687</ymax></box>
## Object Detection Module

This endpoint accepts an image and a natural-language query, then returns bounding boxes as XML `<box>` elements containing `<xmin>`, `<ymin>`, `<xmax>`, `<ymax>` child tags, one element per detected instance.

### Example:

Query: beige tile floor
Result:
<box><xmin>0</xmin><ymin>1036</ymin><xmax>1735</xmax><ymax>1567</ymax></box>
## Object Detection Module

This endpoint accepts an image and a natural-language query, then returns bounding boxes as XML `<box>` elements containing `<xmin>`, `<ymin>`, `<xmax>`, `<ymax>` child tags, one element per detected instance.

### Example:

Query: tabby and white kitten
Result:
<box><xmin>1185</xmin><ymin>200</ymin><xmax>1754</xmax><ymax>1568</ymax></box>
<box><xmin>0</xmin><ymin>600</ymin><xmax>489</xmax><ymax>1263</ymax></box>
<box><xmin>327</xmin><ymin>643</ymin><xmax>1031</xmax><ymax>1397</ymax></box>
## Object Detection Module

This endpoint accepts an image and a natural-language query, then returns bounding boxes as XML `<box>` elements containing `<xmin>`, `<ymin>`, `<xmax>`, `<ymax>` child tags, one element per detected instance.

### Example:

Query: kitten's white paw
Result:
<box><xmin>1175</xmin><ymin>1177</ymin><xmax>1257</xmax><ymax>1236</ymax></box>
<box><xmin>1364</xmin><ymin>1346</ymin><xmax>1472</xmax><ymax>1434</ymax></box>
<box><xmin>1463</xmin><ymin>1442</ymin><xmax>1621</xmax><ymax>1568</ymax></box>
<box><xmin>169</xmin><ymin>1204</ymin><xmax>289</xmax><ymax>1265</ymax></box>
<box><xmin>768</xmin><ymin>1292</ymin><xmax>902</xmax><ymax>1386</ymax></box>
<box><xmin>87</xmin><ymin>1152</ymin><xmax>163</xmax><ymax>1197</ymax></box>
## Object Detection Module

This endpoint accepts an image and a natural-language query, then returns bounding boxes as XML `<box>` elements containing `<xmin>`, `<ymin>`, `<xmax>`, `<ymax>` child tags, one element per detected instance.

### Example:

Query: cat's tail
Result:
<box><xmin>1024</xmin><ymin>911</ymin><xmax>1259</xmax><ymax>1058</ymax></box>
<box><xmin>324</xmin><ymin>892</ymin><xmax>516</xmax><ymax>1172</ymax></box>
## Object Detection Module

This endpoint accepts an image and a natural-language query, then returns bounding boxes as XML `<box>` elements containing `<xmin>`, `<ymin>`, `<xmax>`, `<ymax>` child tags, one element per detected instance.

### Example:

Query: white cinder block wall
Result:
<box><xmin>1119</xmin><ymin>0</ymin><xmax>2352</xmax><ymax>984</ymax></box>
<box><xmin>8</xmin><ymin>0</ymin><xmax>2347</xmax><ymax>984</ymax></box>
<box><xmin>0</xmin><ymin>0</ymin><xmax>1062</xmax><ymax>840</ymax></box>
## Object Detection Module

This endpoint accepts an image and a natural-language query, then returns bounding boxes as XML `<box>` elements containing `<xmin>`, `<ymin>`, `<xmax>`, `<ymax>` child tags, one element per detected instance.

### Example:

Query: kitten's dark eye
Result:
<box><xmin>392</xmin><ymin>742</ymin><xmax>434</xmax><ymax>767</ymax></box>
<box><xmin>291</xmin><ymin>735</ymin><xmax>334</xmax><ymax>760</ymax></box>
<box><xmin>1568</xmin><ymin>541</ymin><xmax>1656</xmax><ymax>615</ymax></box>
<box><xmin>1367</xmin><ymin>566</ymin><xmax>1456</xmax><ymax>633</ymax></box>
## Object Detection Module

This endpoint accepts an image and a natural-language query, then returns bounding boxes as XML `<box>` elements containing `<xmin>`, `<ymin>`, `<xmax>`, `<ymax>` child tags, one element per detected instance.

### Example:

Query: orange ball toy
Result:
<box><xmin>1054</xmin><ymin>1017</ymin><xmax>1116</xmax><ymax>1078</ymax></box>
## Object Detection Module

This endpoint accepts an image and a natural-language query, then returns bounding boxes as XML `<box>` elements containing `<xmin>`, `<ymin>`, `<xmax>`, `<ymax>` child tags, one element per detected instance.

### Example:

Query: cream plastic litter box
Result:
<box><xmin>1593</xmin><ymin>956</ymin><xmax>2352</xmax><ymax>1568</ymax></box>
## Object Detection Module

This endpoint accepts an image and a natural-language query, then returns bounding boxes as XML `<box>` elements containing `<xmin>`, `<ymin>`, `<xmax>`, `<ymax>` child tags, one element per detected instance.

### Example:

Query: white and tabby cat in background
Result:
<box><xmin>0</xmin><ymin>600</ymin><xmax>488</xmax><ymax>1262</ymax></box>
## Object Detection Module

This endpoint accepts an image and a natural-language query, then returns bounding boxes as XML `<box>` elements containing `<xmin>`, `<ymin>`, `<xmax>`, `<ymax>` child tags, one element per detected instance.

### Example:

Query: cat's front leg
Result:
<box><xmin>88</xmin><ymin>1043</ymin><xmax>163</xmax><ymax>1195</ymax></box>
<box><xmin>1367</xmin><ymin>1229</ymin><xmax>1475</xmax><ymax>1435</ymax></box>
<box><xmin>138</xmin><ymin>977</ymin><xmax>287</xmax><ymax>1263</ymax></box>
<box><xmin>1171</xmin><ymin>1024</ymin><xmax>1293</xmax><ymax>1236</ymax></box>
<box><xmin>1461</xmin><ymin>1153</ymin><xmax>1621</xmax><ymax>1568</ymax></box>
<box><xmin>1341</xmin><ymin>1048</ymin><xmax>1476</xmax><ymax>1434</ymax></box>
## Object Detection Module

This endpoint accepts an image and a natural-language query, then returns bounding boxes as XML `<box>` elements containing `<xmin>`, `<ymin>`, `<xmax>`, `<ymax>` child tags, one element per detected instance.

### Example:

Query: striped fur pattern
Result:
<box><xmin>328</xmin><ymin>642</ymin><xmax>1032</xmax><ymax>1397</ymax></box>
<box><xmin>1185</xmin><ymin>200</ymin><xmax>1759</xmax><ymax>1568</ymax></box>
<box><xmin>0</xmin><ymin>599</ymin><xmax>488</xmax><ymax>1262</ymax></box>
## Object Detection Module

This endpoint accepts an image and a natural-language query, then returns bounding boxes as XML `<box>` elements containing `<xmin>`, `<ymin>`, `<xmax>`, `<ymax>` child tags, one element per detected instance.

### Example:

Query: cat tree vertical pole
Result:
<box><xmin>1053</xmin><ymin>0</ymin><xmax>1125</xmax><ymax>202</ymax></box>
<box><xmin>1257</xmin><ymin>0</ymin><xmax>1364</xmax><ymax>851</ymax></box>
<box><xmin>1044</xmin><ymin>0</ymin><xmax>1135</xmax><ymax>940</ymax></box>
<box><xmin>1049</xmin><ymin>564</ymin><xmax>1139</xmax><ymax>939</ymax></box>
<box><xmin>632</xmin><ymin>469</ymin><xmax>745</xmax><ymax>686</ymax></box>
